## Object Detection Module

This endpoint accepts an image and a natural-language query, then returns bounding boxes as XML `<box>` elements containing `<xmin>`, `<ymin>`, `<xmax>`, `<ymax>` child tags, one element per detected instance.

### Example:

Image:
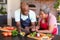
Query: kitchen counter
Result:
<box><xmin>0</xmin><ymin>31</ymin><xmax>60</xmax><ymax>40</ymax></box>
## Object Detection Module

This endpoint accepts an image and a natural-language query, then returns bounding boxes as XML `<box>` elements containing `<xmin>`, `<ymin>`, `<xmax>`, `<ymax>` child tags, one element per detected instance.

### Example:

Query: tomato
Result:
<box><xmin>8</xmin><ymin>32</ymin><xmax>12</xmax><ymax>36</ymax></box>
<box><xmin>2</xmin><ymin>32</ymin><xmax>12</xmax><ymax>37</ymax></box>
<box><xmin>4</xmin><ymin>33</ymin><xmax>8</xmax><ymax>37</ymax></box>
<box><xmin>6</xmin><ymin>27</ymin><xmax>14</xmax><ymax>30</ymax></box>
<box><xmin>2</xmin><ymin>32</ymin><xmax>8</xmax><ymax>37</ymax></box>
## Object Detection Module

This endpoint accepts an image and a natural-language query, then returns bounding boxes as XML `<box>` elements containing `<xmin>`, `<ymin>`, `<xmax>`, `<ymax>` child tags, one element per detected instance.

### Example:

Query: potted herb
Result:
<box><xmin>54</xmin><ymin>0</ymin><xmax>60</xmax><ymax>9</ymax></box>
<box><xmin>54</xmin><ymin>0</ymin><xmax>60</xmax><ymax>23</ymax></box>
<box><xmin>0</xmin><ymin>6</ymin><xmax>7</xmax><ymax>15</ymax></box>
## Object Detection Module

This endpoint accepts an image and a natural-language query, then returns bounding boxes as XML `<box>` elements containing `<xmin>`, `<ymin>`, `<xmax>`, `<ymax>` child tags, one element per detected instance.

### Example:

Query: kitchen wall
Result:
<box><xmin>2</xmin><ymin>0</ymin><xmax>57</xmax><ymax>16</ymax></box>
<box><xmin>22</xmin><ymin>0</ymin><xmax>57</xmax><ymax>16</ymax></box>
<box><xmin>21</xmin><ymin>0</ymin><xmax>40</xmax><ymax>15</ymax></box>
<box><xmin>7</xmin><ymin>0</ymin><xmax>20</xmax><ymax>18</ymax></box>
<box><xmin>40</xmin><ymin>0</ymin><xmax>58</xmax><ymax>16</ymax></box>
<box><xmin>7</xmin><ymin>0</ymin><xmax>20</xmax><ymax>25</ymax></box>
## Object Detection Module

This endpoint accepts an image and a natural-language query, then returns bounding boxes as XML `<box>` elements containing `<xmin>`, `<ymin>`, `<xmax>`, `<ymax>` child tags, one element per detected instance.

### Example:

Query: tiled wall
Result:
<box><xmin>21</xmin><ymin>0</ymin><xmax>57</xmax><ymax>16</ymax></box>
<box><xmin>7</xmin><ymin>0</ymin><xmax>20</xmax><ymax>25</ymax></box>
<box><xmin>40</xmin><ymin>0</ymin><xmax>58</xmax><ymax>16</ymax></box>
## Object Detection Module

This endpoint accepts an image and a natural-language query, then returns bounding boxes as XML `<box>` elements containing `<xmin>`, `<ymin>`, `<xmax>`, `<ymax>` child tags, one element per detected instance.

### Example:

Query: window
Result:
<box><xmin>0</xmin><ymin>0</ymin><xmax>7</xmax><ymax>4</ymax></box>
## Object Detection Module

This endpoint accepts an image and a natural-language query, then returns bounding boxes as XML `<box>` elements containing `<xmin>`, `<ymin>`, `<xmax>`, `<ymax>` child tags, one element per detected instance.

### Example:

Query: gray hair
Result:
<box><xmin>40</xmin><ymin>6</ymin><xmax>50</xmax><ymax>14</ymax></box>
<box><xmin>44</xmin><ymin>8</ymin><xmax>50</xmax><ymax>14</ymax></box>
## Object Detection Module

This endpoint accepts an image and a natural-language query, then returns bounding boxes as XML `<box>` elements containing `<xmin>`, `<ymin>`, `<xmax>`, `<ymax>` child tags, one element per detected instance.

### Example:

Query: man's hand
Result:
<box><xmin>17</xmin><ymin>26</ymin><xmax>21</xmax><ymax>33</ymax></box>
<box><xmin>25</xmin><ymin>27</ymin><xmax>30</xmax><ymax>31</ymax></box>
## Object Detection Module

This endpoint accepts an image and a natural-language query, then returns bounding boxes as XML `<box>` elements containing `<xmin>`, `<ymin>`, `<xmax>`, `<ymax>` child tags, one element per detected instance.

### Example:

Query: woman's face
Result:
<box><xmin>40</xmin><ymin>11</ymin><xmax>47</xmax><ymax>19</ymax></box>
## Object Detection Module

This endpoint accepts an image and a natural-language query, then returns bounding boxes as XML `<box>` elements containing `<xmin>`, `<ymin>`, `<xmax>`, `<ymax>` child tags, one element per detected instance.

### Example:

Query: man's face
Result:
<box><xmin>21</xmin><ymin>3</ymin><xmax>29</xmax><ymax>15</ymax></box>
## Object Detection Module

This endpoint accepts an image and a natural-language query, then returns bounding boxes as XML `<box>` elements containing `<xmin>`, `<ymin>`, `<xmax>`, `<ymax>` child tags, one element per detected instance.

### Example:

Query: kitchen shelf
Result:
<box><xmin>57</xmin><ymin>23</ymin><xmax>60</xmax><ymax>25</ymax></box>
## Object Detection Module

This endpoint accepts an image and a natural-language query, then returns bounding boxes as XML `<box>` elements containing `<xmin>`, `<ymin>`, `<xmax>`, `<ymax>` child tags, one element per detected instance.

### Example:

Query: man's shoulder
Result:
<box><xmin>29</xmin><ymin>10</ymin><xmax>35</xmax><ymax>14</ymax></box>
<box><xmin>29</xmin><ymin>10</ymin><xmax>35</xmax><ymax>13</ymax></box>
<box><xmin>15</xmin><ymin>9</ymin><xmax>20</xmax><ymax>15</ymax></box>
<box><xmin>15</xmin><ymin>9</ymin><xmax>20</xmax><ymax>12</ymax></box>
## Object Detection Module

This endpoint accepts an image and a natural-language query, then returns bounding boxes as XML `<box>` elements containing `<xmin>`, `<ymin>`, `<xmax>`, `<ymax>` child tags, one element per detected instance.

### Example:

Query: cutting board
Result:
<box><xmin>0</xmin><ymin>27</ymin><xmax>16</xmax><ymax>32</ymax></box>
<box><xmin>27</xmin><ymin>34</ymin><xmax>52</xmax><ymax>40</ymax></box>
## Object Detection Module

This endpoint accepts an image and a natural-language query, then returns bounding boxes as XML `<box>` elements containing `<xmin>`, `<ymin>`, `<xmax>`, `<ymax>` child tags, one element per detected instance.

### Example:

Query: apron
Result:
<box><xmin>39</xmin><ymin>17</ymin><xmax>57</xmax><ymax>35</ymax></box>
<box><xmin>40</xmin><ymin>17</ymin><xmax>48</xmax><ymax>30</ymax></box>
<box><xmin>20</xmin><ymin>13</ymin><xmax>31</xmax><ymax>28</ymax></box>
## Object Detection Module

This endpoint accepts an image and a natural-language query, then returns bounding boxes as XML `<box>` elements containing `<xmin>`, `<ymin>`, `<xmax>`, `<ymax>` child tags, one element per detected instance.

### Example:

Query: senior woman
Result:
<box><xmin>35</xmin><ymin>8</ymin><xmax>58</xmax><ymax>35</ymax></box>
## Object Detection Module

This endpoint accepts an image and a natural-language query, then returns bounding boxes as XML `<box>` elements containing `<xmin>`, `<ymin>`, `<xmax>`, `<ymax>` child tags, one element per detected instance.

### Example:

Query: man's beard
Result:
<box><xmin>21</xmin><ymin>10</ymin><xmax>29</xmax><ymax>15</ymax></box>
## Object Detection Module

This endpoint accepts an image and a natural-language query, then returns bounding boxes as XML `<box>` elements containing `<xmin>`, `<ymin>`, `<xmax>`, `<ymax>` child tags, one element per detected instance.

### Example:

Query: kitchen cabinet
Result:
<box><xmin>0</xmin><ymin>15</ymin><xmax>7</xmax><ymax>26</ymax></box>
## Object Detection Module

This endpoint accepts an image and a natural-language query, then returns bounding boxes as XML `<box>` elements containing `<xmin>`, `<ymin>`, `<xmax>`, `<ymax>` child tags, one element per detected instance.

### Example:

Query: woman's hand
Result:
<box><xmin>31</xmin><ymin>26</ymin><xmax>36</xmax><ymax>31</ymax></box>
<box><xmin>31</xmin><ymin>28</ymin><xmax>36</xmax><ymax>31</ymax></box>
<box><xmin>35</xmin><ymin>26</ymin><xmax>40</xmax><ymax>32</ymax></box>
